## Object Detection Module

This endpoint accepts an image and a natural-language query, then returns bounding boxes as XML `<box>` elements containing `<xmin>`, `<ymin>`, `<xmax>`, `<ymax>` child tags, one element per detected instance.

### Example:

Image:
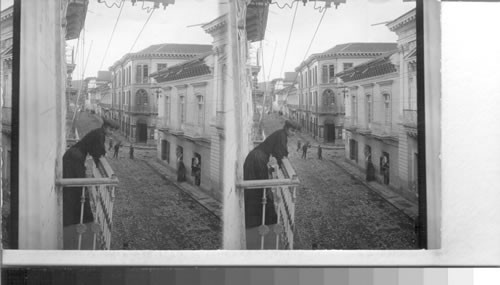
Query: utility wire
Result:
<box><xmin>301</xmin><ymin>7</ymin><xmax>327</xmax><ymax>63</ymax></box>
<box><xmin>99</xmin><ymin>0</ymin><xmax>125</xmax><ymax>70</ymax></box>
<box><xmin>279</xmin><ymin>1</ymin><xmax>299</xmax><ymax>77</ymax></box>
<box><xmin>129</xmin><ymin>8</ymin><xmax>156</xmax><ymax>53</ymax></box>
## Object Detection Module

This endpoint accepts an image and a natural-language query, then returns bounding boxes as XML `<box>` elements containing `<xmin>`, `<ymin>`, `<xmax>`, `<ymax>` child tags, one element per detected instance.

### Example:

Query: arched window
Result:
<box><xmin>322</xmin><ymin>89</ymin><xmax>335</xmax><ymax>106</ymax></box>
<box><xmin>197</xmin><ymin>94</ymin><xmax>204</xmax><ymax>126</ymax></box>
<box><xmin>383</xmin><ymin>93</ymin><xmax>391</xmax><ymax>124</ymax></box>
<box><xmin>136</xmin><ymin>89</ymin><xmax>148</xmax><ymax>106</ymax></box>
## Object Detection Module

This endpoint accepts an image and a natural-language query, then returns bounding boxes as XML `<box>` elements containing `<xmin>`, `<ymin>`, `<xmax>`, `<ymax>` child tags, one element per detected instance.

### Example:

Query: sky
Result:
<box><xmin>0</xmin><ymin>0</ymin><xmax>413</xmax><ymax>82</ymax></box>
<box><xmin>257</xmin><ymin>0</ymin><xmax>416</xmax><ymax>81</ymax></box>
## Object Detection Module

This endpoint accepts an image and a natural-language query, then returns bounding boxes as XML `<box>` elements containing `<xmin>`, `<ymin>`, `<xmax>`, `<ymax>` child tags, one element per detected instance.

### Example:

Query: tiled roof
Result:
<box><xmin>323</xmin><ymin>42</ymin><xmax>397</xmax><ymax>54</ymax></box>
<box><xmin>337</xmin><ymin>50</ymin><xmax>398</xmax><ymax>82</ymax></box>
<box><xmin>153</xmin><ymin>53</ymin><xmax>212</xmax><ymax>82</ymax></box>
<box><xmin>137</xmin><ymin>44</ymin><xmax>212</xmax><ymax>55</ymax></box>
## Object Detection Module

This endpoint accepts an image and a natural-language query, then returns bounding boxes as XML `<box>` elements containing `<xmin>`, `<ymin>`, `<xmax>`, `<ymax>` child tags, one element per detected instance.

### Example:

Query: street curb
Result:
<box><xmin>329</xmin><ymin>158</ymin><xmax>418</xmax><ymax>222</ymax></box>
<box><xmin>143</xmin><ymin>160</ymin><xmax>223</xmax><ymax>221</ymax></box>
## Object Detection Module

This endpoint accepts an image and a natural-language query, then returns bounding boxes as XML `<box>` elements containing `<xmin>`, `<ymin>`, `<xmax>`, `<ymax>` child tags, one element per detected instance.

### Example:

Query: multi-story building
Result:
<box><xmin>1</xmin><ymin>6</ymin><xmax>13</xmax><ymax>231</ymax></box>
<box><xmin>337</xmin><ymin>8</ymin><xmax>417</xmax><ymax>199</ymax></box>
<box><xmin>153</xmin><ymin>52</ymin><xmax>216</xmax><ymax>197</ymax></box>
<box><xmin>109</xmin><ymin>43</ymin><xmax>212</xmax><ymax>144</ymax></box>
<box><xmin>295</xmin><ymin>42</ymin><xmax>397</xmax><ymax>144</ymax></box>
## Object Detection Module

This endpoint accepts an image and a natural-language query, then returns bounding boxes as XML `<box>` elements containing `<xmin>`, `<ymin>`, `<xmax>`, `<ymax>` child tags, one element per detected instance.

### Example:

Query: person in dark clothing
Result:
<box><xmin>296</xmin><ymin>140</ymin><xmax>302</xmax><ymax>152</ymax></box>
<box><xmin>243</xmin><ymin>120</ymin><xmax>300</xmax><ymax>249</ymax></box>
<box><xmin>191</xmin><ymin>156</ymin><xmax>201</xmax><ymax>186</ymax></box>
<box><xmin>177</xmin><ymin>154</ymin><xmax>187</xmax><ymax>182</ymax></box>
<box><xmin>366</xmin><ymin>154</ymin><xmax>376</xmax><ymax>181</ymax></box>
<box><xmin>129</xmin><ymin>144</ymin><xmax>134</xmax><ymax>159</ymax></box>
<box><xmin>108</xmin><ymin>138</ymin><xmax>113</xmax><ymax>151</ymax></box>
<box><xmin>113</xmin><ymin>142</ymin><xmax>120</xmax><ymax>158</ymax></box>
<box><xmin>301</xmin><ymin>142</ymin><xmax>309</xmax><ymax>159</ymax></box>
<box><xmin>317</xmin><ymin>145</ymin><xmax>322</xmax><ymax>160</ymax></box>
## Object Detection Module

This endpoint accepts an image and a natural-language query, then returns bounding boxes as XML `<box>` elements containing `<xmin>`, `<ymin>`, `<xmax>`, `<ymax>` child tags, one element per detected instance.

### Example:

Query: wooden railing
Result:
<box><xmin>56</xmin><ymin>156</ymin><xmax>118</xmax><ymax>250</ymax></box>
<box><xmin>237</xmin><ymin>158</ymin><xmax>300</xmax><ymax>249</ymax></box>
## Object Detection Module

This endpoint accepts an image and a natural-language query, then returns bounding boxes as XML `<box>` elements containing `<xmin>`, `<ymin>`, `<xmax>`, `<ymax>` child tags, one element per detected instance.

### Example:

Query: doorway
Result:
<box><xmin>325</xmin><ymin>123</ymin><xmax>336</xmax><ymax>143</ymax></box>
<box><xmin>136</xmin><ymin>120</ymin><xmax>148</xmax><ymax>143</ymax></box>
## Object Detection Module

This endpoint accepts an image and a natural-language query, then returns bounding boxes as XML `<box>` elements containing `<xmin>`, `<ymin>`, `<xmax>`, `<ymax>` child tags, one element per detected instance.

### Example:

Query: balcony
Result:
<box><xmin>2</xmin><ymin>107</ymin><xmax>12</xmax><ymax>134</ymax></box>
<box><xmin>369</xmin><ymin>121</ymin><xmax>398</xmax><ymax>139</ymax></box>
<box><xmin>403</xmin><ymin>109</ymin><xmax>418</xmax><ymax>128</ymax></box>
<box><xmin>127</xmin><ymin>105</ymin><xmax>157</xmax><ymax>114</ymax></box>
<box><xmin>56</xmin><ymin>156</ymin><xmax>118</xmax><ymax>250</ymax></box>
<box><xmin>237</xmin><ymin>158</ymin><xmax>300</xmax><ymax>249</ymax></box>
<box><xmin>344</xmin><ymin>116</ymin><xmax>357</xmax><ymax>131</ymax></box>
<box><xmin>181</xmin><ymin>122</ymin><xmax>207</xmax><ymax>141</ymax></box>
<box><xmin>215</xmin><ymin>111</ymin><xmax>225</xmax><ymax>130</ymax></box>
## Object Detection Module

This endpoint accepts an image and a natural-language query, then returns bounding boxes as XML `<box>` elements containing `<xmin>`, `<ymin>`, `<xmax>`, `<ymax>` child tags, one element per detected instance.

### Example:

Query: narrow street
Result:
<box><xmin>74</xmin><ymin>112</ymin><xmax>222</xmax><ymax>250</ymax></box>
<box><xmin>260</xmin><ymin>114</ymin><xmax>417</xmax><ymax>249</ymax></box>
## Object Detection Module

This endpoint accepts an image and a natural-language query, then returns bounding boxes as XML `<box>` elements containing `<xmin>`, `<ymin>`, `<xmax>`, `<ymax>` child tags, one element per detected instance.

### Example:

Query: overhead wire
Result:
<box><xmin>129</xmin><ymin>7</ymin><xmax>156</xmax><ymax>53</ymax></box>
<box><xmin>99</xmin><ymin>0</ymin><xmax>125</xmax><ymax>70</ymax></box>
<box><xmin>278</xmin><ymin>1</ymin><xmax>299</xmax><ymax>77</ymax></box>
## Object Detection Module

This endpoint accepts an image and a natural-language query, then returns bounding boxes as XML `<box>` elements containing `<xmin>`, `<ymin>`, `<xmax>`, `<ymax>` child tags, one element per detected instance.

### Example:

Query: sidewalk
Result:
<box><xmin>99</xmin><ymin>114</ymin><xmax>222</xmax><ymax>220</ymax></box>
<box><xmin>145</xmin><ymin>159</ymin><xmax>222</xmax><ymax>220</ymax></box>
<box><xmin>295</xmin><ymin>125</ymin><xmax>419</xmax><ymax>221</ymax></box>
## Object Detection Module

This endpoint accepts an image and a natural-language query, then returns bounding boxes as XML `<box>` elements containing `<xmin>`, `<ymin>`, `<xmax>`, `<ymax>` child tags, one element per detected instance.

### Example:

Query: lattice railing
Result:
<box><xmin>56</xmin><ymin>156</ymin><xmax>118</xmax><ymax>250</ymax></box>
<box><xmin>237</xmin><ymin>158</ymin><xmax>300</xmax><ymax>249</ymax></box>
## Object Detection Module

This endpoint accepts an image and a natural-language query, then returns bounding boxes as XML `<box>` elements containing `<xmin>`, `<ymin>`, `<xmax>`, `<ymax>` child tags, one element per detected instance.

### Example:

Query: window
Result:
<box><xmin>165</xmin><ymin>95</ymin><xmax>170</xmax><ymax>124</ymax></box>
<box><xmin>136</xmin><ymin>89</ymin><xmax>148</xmax><ymax>106</ymax></box>
<box><xmin>197</xmin><ymin>95</ymin><xmax>205</xmax><ymax>126</ymax></box>
<box><xmin>343</xmin><ymin>63</ymin><xmax>353</xmax><ymax>71</ymax></box>
<box><xmin>383</xmin><ymin>93</ymin><xmax>391</xmax><ymax>124</ymax></box>
<box><xmin>157</xmin><ymin>63</ymin><xmax>167</xmax><ymax>72</ymax></box>
<box><xmin>322</xmin><ymin>65</ymin><xmax>328</xmax><ymax>84</ymax></box>
<box><xmin>135</xmin><ymin>64</ymin><xmax>149</xmax><ymax>84</ymax></box>
<box><xmin>352</xmin><ymin>95</ymin><xmax>358</xmax><ymax>121</ymax></box>
<box><xmin>366</xmin><ymin>94</ymin><xmax>373</xmax><ymax>123</ymax></box>
<box><xmin>328</xmin><ymin>65</ymin><xmax>335</xmax><ymax>82</ymax></box>
<box><xmin>180</xmin><ymin>95</ymin><xmax>186</xmax><ymax>123</ymax></box>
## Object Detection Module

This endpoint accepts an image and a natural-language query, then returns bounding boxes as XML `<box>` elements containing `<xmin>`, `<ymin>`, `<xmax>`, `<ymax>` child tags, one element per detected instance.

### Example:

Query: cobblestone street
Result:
<box><xmin>75</xmin><ymin>112</ymin><xmax>222</xmax><ymax>250</ymax></box>
<box><xmin>260</xmin><ymin>114</ymin><xmax>417</xmax><ymax>249</ymax></box>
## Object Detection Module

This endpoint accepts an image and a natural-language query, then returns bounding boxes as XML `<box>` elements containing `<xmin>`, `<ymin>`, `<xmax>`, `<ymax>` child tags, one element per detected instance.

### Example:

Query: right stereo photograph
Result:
<box><xmin>220</xmin><ymin>0</ymin><xmax>434</xmax><ymax>251</ymax></box>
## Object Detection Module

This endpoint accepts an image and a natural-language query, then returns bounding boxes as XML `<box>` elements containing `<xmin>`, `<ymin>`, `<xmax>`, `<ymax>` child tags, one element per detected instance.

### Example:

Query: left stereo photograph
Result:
<box><xmin>1</xmin><ymin>0</ymin><xmax>224</xmax><ymax>250</ymax></box>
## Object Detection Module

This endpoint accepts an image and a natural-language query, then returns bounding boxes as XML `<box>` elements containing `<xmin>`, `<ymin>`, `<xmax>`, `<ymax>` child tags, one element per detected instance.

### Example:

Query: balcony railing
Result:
<box><xmin>344</xmin><ymin>116</ymin><xmax>357</xmax><ymax>130</ymax></box>
<box><xmin>237</xmin><ymin>158</ymin><xmax>300</xmax><ymax>249</ymax></box>
<box><xmin>181</xmin><ymin>122</ymin><xmax>206</xmax><ymax>139</ymax></box>
<box><xmin>369</xmin><ymin>121</ymin><xmax>398</xmax><ymax>138</ymax></box>
<box><xmin>2</xmin><ymin>107</ymin><xmax>12</xmax><ymax>126</ymax></box>
<box><xmin>128</xmin><ymin>105</ymin><xmax>157</xmax><ymax>114</ymax></box>
<box><xmin>403</xmin><ymin>109</ymin><xmax>418</xmax><ymax>127</ymax></box>
<box><xmin>56</xmin><ymin>156</ymin><xmax>118</xmax><ymax>250</ymax></box>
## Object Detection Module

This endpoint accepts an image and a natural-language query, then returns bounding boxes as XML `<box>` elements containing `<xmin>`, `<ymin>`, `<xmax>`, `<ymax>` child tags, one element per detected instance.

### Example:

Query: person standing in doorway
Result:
<box><xmin>191</xmin><ymin>155</ymin><xmax>201</xmax><ymax>186</ymax></box>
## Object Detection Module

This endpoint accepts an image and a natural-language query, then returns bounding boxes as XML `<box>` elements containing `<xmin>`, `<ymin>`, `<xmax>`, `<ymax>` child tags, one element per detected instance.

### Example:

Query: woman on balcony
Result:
<box><xmin>243</xmin><ymin>120</ymin><xmax>300</xmax><ymax>249</ymax></box>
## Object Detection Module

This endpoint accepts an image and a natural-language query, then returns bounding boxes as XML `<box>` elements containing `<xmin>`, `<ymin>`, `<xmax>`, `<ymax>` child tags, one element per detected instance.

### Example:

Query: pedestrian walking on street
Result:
<box><xmin>302</xmin><ymin>142</ymin><xmax>309</xmax><ymax>159</ymax></box>
<box><xmin>243</xmin><ymin>120</ymin><xmax>300</xmax><ymax>249</ymax></box>
<box><xmin>129</xmin><ymin>144</ymin><xmax>134</xmax><ymax>159</ymax></box>
<box><xmin>297</xmin><ymin>140</ymin><xmax>302</xmax><ymax>152</ymax></box>
<box><xmin>317</xmin><ymin>144</ymin><xmax>322</xmax><ymax>160</ymax></box>
<box><xmin>113</xmin><ymin>142</ymin><xmax>121</xmax><ymax>159</ymax></box>
<box><xmin>108</xmin><ymin>138</ymin><xmax>113</xmax><ymax>151</ymax></box>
